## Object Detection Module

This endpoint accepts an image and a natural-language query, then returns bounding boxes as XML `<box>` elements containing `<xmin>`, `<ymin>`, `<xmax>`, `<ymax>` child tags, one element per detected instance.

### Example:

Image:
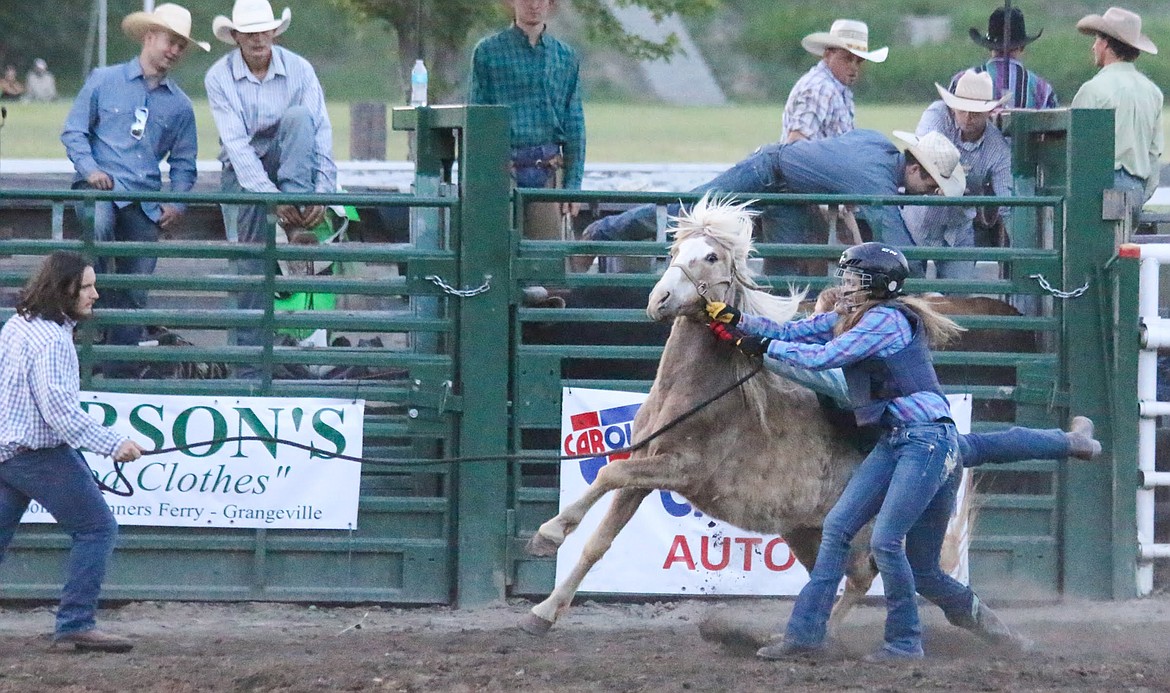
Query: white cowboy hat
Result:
<box><xmin>935</xmin><ymin>70</ymin><xmax>1011</xmax><ymax>113</ymax></box>
<box><xmin>802</xmin><ymin>19</ymin><xmax>889</xmax><ymax>63</ymax></box>
<box><xmin>893</xmin><ymin>130</ymin><xmax>966</xmax><ymax>198</ymax></box>
<box><xmin>213</xmin><ymin>0</ymin><xmax>292</xmax><ymax>45</ymax></box>
<box><xmin>122</xmin><ymin>3</ymin><xmax>210</xmax><ymax>52</ymax></box>
<box><xmin>1076</xmin><ymin>7</ymin><xmax>1158</xmax><ymax>55</ymax></box>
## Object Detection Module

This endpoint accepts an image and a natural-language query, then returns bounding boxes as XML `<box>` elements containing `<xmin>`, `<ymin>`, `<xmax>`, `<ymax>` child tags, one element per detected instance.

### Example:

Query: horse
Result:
<box><xmin>520</xmin><ymin>195</ymin><xmax>880</xmax><ymax>636</ymax></box>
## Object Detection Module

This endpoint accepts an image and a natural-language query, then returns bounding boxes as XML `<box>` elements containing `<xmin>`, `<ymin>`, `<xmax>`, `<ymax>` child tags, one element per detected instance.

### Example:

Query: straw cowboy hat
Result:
<box><xmin>969</xmin><ymin>7</ymin><xmax>1042</xmax><ymax>51</ymax></box>
<box><xmin>213</xmin><ymin>0</ymin><xmax>292</xmax><ymax>45</ymax></box>
<box><xmin>1076</xmin><ymin>7</ymin><xmax>1158</xmax><ymax>55</ymax></box>
<box><xmin>122</xmin><ymin>3</ymin><xmax>210</xmax><ymax>52</ymax></box>
<box><xmin>802</xmin><ymin>19</ymin><xmax>888</xmax><ymax>63</ymax></box>
<box><xmin>892</xmin><ymin>131</ymin><xmax>966</xmax><ymax>198</ymax></box>
<box><xmin>935</xmin><ymin>70</ymin><xmax>1011</xmax><ymax>113</ymax></box>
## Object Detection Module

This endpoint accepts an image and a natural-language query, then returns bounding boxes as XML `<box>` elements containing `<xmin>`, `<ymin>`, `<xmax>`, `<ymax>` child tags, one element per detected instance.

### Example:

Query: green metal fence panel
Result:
<box><xmin>0</xmin><ymin>170</ymin><xmax>472</xmax><ymax>604</ymax></box>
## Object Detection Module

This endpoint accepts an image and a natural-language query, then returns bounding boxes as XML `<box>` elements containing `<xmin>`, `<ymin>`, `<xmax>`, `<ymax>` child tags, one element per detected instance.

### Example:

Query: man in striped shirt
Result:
<box><xmin>469</xmin><ymin>0</ymin><xmax>585</xmax><ymax>240</ymax></box>
<box><xmin>953</xmin><ymin>7</ymin><xmax>1057</xmax><ymax>110</ymax></box>
<box><xmin>903</xmin><ymin>71</ymin><xmax>1013</xmax><ymax>279</ymax></box>
<box><xmin>205</xmin><ymin>0</ymin><xmax>336</xmax><ymax>352</ymax></box>
<box><xmin>0</xmin><ymin>252</ymin><xmax>144</xmax><ymax>652</ymax></box>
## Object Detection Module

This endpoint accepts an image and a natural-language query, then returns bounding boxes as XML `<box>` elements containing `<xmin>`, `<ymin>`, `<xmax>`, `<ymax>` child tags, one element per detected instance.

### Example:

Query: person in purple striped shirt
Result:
<box><xmin>952</xmin><ymin>7</ymin><xmax>1058</xmax><ymax>111</ymax></box>
<box><xmin>0</xmin><ymin>252</ymin><xmax>145</xmax><ymax>653</ymax></box>
<box><xmin>708</xmin><ymin>242</ymin><xmax>963</xmax><ymax>662</ymax></box>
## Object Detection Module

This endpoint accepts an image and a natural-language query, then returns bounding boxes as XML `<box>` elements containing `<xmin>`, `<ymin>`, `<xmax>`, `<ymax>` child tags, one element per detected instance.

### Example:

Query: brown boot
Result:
<box><xmin>1066</xmin><ymin>416</ymin><xmax>1102</xmax><ymax>461</ymax></box>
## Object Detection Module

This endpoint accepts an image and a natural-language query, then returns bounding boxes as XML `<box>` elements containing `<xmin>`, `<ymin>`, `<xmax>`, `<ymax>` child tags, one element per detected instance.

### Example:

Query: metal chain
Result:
<box><xmin>1029</xmin><ymin>273</ymin><xmax>1089</xmax><ymax>300</ymax></box>
<box><xmin>425</xmin><ymin>274</ymin><xmax>492</xmax><ymax>297</ymax></box>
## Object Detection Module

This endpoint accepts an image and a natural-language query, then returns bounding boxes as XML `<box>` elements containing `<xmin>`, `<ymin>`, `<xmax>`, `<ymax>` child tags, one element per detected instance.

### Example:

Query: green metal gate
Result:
<box><xmin>508</xmin><ymin>108</ymin><xmax>1133</xmax><ymax>601</ymax></box>
<box><xmin>0</xmin><ymin>105</ymin><xmax>513</xmax><ymax>607</ymax></box>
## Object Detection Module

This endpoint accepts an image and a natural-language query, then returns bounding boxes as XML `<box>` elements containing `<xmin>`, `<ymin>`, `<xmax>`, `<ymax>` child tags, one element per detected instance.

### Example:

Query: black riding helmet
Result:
<box><xmin>836</xmin><ymin>242</ymin><xmax>909</xmax><ymax>300</ymax></box>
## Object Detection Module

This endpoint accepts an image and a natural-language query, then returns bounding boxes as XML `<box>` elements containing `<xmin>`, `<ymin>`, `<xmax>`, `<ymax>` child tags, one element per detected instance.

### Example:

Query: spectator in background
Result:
<box><xmin>955</xmin><ymin>6</ymin><xmax>1057</xmax><ymax>110</ymax></box>
<box><xmin>204</xmin><ymin>0</ymin><xmax>336</xmax><ymax>359</ymax></box>
<box><xmin>0</xmin><ymin>251</ymin><xmax>145</xmax><ymax>653</ymax></box>
<box><xmin>1072</xmin><ymin>7</ymin><xmax>1163</xmax><ymax>207</ymax></box>
<box><xmin>24</xmin><ymin>58</ymin><xmax>58</xmax><ymax>102</ymax></box>
<box><xmin>781</xmin><ymin>19</ymin><xmax>888</xmax><ymax>143</ymax></box>
<box><xmin>469</xmin><ymin>0</ymin><xmax>584</xmax><ymax>241</ymax></box>
<box><xmin>0</xmin><ymin>65</ymin><xmax>24</xmax><ymax>101</ymax></box>
<box><xmin>903</xmin><ymin>71</ymin><xmax>1012</xmax><ymax>279</ymax></box>
<box><xmin>768</xmin><ymin>19</ymin><xmax>888</xmax><ymax>269</ymax></box>
<box><xmin>61</xmin><ymin>3</ymin><xmax>205</xmax><ymax>372</ymax></box>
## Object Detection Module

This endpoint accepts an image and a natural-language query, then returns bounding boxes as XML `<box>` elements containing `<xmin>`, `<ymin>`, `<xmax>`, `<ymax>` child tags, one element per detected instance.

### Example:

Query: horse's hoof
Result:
<box><xmin>518</xmin><ymin>612</ymin><xmax>554</xmax><ymax>636</ymax></box>
<box><xmin>525</xmin><ymin>532</ymin><xmax>562</xmax><ymax>557</ymax></box>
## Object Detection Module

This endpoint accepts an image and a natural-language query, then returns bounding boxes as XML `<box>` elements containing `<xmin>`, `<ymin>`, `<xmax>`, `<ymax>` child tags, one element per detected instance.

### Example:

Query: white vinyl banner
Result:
<box><xmin>21</xmin><ymin>393</ymin><xmax>364</xmax><ymax>530</ymax></box>
<box><xmin>557</xmin><ymin>387</ymin><xmax>972</xmax><ymax>596</ymax></box>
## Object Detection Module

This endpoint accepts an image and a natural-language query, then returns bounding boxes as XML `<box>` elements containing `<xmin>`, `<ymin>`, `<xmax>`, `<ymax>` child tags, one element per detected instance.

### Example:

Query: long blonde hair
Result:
<box><xmin>834</xmin><ymin>294</ymin><xmax>964</xmax><ymax>348</ymax></box>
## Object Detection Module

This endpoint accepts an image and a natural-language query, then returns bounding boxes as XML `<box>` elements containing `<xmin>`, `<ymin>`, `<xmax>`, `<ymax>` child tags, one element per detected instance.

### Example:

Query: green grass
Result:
<box><xmin>1</xmin><ymin>100</ymin><xmax>1166</xmax><ymax>165</ymax></box>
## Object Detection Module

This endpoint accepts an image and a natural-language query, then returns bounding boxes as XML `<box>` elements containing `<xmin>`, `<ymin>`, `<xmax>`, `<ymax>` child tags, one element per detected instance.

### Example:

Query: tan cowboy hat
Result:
<box><xmin>935</xmin><ymin>70</ymin><xmax>1011</xmax><ymax>113</ymax></box>
<box><xmin>892</xmin><ymin>130</ymin><xmax>966</xmax><ymax>198</ymax></box>
<box><xmin>1076</xmin><ymin>7</ymin><xmax>1158</xmax><ymax>55</ymax></box>
<box><xmin>213</xmin><ymin>0</ymin><xmax>292</xmax><ymax>45</ymax></box>
<box><xmin>122</xmin><ymin>3</ymin><xmax>210</xmax><ymax>52</ymax></box>
<box><xmin>802</xmin><ymin>19</ymin><xmax>889</xmax><ymax>63</ymax></box>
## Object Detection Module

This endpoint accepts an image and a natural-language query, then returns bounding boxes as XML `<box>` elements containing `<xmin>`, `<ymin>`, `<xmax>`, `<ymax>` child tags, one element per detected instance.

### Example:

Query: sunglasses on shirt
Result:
<box><xmin>130</xmin><ymin>107</ymin><xmax>149</xmax><ymax>141</ymax></box>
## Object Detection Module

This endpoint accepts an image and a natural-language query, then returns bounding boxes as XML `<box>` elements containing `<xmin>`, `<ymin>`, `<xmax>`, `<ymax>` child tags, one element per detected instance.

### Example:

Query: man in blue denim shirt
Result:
<box><xmin>61</xmin><ymin>4</ymin><xmax>206</xmax><ymax>367</ymax></box>
<box><xmin>579</xmin><ymin>129</ymin><xmax>966</xmax><ymax>273</ymax></box>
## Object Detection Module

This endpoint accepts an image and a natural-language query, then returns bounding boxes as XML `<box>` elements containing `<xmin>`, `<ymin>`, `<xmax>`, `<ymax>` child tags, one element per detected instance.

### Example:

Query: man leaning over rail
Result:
<box><xmin>0</xmin><ymin>252</ymin><xmax>146</xmax><ymax>653</ymax></box>
<box><xmin>61</xmin><ymin>4</ymin><xmax>207</xmax><ymax>373</ymax></box>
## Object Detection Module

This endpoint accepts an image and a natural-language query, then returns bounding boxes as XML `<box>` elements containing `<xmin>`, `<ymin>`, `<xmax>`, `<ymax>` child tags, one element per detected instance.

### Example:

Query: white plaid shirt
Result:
<box><xmin>0</xmin><ymin>314</ymin><xmax>125</xmax><ymax>462</ymax></box>
<box><xmin>780</xmin><ymin>61</ymin><xmax>855</xmax><ymax>142</ymax></box>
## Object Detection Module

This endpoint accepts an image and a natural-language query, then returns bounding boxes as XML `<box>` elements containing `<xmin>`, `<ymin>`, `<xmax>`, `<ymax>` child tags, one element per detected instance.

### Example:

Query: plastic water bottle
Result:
<box><xmin>410</xmin><ymin>59</ymin><xmax>428</xmax><ymax>107</ymax></box>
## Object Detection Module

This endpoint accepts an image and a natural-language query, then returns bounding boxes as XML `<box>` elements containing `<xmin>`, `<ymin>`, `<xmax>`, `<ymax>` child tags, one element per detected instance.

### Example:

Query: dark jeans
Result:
<box><xmin>0</xmin><ymin>446</ymin><xmax>119</xmax><ymax>636</ymax></box>
<box><xmin>79</xmin><ymin>201</ymin><xmax>160</xmax><ymax>349</ymax></box>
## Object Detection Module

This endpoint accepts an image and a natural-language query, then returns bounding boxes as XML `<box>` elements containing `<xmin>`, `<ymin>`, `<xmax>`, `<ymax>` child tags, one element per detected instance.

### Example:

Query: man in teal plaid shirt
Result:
<box><xmin>469</xmin><ymin>0</ymin><xmax>585</xmax><ymax>240</ymax></box>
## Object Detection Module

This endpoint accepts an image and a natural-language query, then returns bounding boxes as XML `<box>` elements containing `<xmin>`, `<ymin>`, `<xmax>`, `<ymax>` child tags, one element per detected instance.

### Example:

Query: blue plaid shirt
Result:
<box><xmin>740</xmin><ymin>306</ymin><xmax>951</xmax><ymax>424</ymax></box>
<box><xmin>0</xmin><ymin>315</ymin><xmax>125</xmax><ymax>462</ymax></box>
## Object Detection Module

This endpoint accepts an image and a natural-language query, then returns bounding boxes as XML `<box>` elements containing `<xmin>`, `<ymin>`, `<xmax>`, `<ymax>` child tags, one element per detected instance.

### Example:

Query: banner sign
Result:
<box><xmin>22</xmin><ymin>393</ymin><xmax>364</xmax><ymax>530</ymax></box>
<box><xmin>557</xmin><ymin>387</ymin><xmax>972</xmax><ymax>596</ymax></box>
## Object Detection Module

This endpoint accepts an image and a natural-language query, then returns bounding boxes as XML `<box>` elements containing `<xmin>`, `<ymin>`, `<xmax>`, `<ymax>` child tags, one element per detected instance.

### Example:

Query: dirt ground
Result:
<box><xmin>0</xmin><ymin>594</ymin><xmax>1168</xmax><ymax>692</ymax></box>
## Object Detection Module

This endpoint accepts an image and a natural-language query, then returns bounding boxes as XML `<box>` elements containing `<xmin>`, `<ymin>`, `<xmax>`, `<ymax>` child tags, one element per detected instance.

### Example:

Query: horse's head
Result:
<box><xmin>647</xmin><ymin>195</ymin><xmax>758</xmax><ymax>322</ymax></box>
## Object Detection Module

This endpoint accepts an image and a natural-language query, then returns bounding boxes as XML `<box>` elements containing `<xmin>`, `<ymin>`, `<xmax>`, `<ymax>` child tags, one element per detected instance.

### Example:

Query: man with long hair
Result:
<box><xmin>0</xmin><ymin>251</ymin><xmax>145</xmax><ymax>652</ymax></box>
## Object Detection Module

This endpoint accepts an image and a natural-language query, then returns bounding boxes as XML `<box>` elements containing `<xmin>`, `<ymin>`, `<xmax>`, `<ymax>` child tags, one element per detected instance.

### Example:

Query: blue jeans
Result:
<box><xmin>220</xmin><ymin>105</ymin><xmax>320</xmax><ymax>350</ymax></box>
<box><xmin>763</xmin><ymin>359</ymin><xmax>1070</xmax><ymax>467</ymax></box>
<box><xmin>784</xmin><ymin>421</ymin><xmax>957</xmax><ymax>656</ymax></box>
<box><xmin>82</xmin><ymin>202</ymin><xmax>160</xmax><ymax>350</ymax></box>
<box><xmin>0</xmin><ymin>446</ymin><xmax>119</xmax><ymax>636</ymax></box>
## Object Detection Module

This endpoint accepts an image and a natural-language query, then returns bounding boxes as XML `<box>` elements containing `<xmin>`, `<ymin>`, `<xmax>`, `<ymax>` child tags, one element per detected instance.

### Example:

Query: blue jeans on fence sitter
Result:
<box><xmin>77</xmin><ymin>200</ymin><xmax>160</xmax><ymax>352</ymax></box>
<box><xmin>0</xmin><ymin>446</ymin><xmax>119</xmax><ymax>637</ymax></box>
<box><xmin>784</xmin><ymin>420</ymin><xmax>957</xmax><ymax>657</ymax></box>
<box><xmin>221</xmin><ymin>105</ymin><xmax>319</xmax><ymax>355</ymax></box>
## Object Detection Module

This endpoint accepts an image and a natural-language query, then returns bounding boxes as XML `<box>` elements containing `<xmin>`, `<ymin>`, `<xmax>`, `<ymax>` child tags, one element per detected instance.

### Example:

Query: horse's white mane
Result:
<box><xmin>670</xmin><ymin>194</ymin><xmax>806</xmax><ymax>320</ymax></box>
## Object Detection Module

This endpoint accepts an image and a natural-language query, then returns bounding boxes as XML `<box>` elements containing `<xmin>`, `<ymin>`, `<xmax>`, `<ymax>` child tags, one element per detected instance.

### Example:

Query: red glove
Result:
<box><xmin>709</xmin><ymin>321</ymin><xmax>738</xmax><ymax>343</ymax></box>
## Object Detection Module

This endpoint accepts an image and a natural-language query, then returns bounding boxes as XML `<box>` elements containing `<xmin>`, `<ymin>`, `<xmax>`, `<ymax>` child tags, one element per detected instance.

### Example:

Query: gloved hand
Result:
<box><xmin>734</xmin><ymin>333</ymin><xmax>772</xmax><ymax>357</ymax></box>
<box><xmin>705</xmin><ymin>301</ymin><xmax>742</xmax><ymax>326</ymax></box>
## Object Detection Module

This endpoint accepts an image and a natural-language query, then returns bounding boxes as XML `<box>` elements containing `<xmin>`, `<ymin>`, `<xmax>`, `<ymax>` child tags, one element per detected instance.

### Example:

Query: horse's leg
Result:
<box><xmin>829</xmin><ymin>546</ymin><xmax>878</xmax><ymax>635</ymax></box>
<box><xmin>526</xmin><ymin>451</ymin><xmax>681</xmax><ymax>556</ymax></box>
<box><xmin>521</xmin><ymin>486</ymin><xmax>651</xmax><ymax>635</ymax></box>
<box><xmin>526</xmin><ymin>468</ymin><xmax>623</xmax><ymax>557</ymax></box>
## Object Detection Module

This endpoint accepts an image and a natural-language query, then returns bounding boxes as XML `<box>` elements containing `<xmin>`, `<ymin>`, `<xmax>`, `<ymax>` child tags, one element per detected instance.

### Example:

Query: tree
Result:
<box><xmin>334</xmin><ymin>0</ymin><xmax>718</xmax><ymax>103</ymax></box>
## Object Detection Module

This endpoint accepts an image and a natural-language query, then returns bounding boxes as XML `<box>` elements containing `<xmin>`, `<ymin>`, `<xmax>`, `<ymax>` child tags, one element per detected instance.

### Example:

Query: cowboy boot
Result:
<box><xmin>950</xmin><ymin>595</ymin><xmax>1033</xmax><ymax>651</ymax></box>
<box><xmin>1066</xmin><ymin>416</ymin><xmax>1102</xmax><ymax>461</ymax></box>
